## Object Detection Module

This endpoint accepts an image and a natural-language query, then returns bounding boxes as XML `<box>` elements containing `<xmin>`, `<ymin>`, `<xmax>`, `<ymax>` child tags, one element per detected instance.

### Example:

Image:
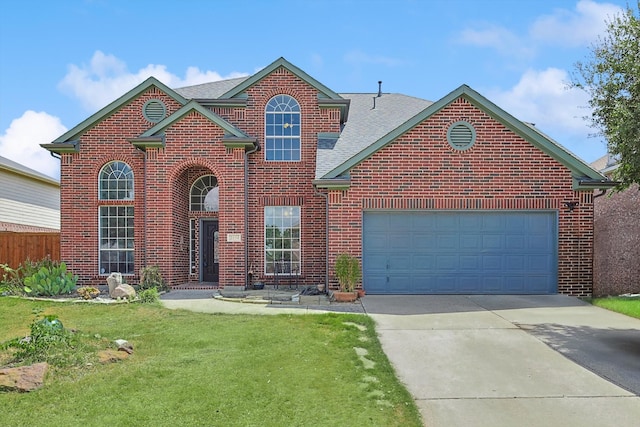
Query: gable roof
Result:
<box><xmin>319</xmin><ymin>84</ymin><xmax>613</xmax><ymax>189</ymax></box>
<box><xmin>220</xmin><ymin>57</ymin><xmax>344</xmax><ymax>101</ymax></box>
<box><xmin>137</xmin><ymin>100</ymin><xmax>250</xmax><ymax>139</ymax></box>
<box><xmin>130</xmin><ymin>100</ymin><xmax>256</xmax><ymax>150</ymax></box>
<box><xmin>41</xmin><ymin>77</ymin><xmax>188</xmax><ymax>153</ymax></box>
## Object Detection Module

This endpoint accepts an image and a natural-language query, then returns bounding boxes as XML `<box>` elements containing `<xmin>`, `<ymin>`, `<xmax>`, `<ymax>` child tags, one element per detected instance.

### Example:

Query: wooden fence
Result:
<box><xmin>0</xmin><ymin>232</ymin><xmax>60</xmax><ymax>269</ymax></box>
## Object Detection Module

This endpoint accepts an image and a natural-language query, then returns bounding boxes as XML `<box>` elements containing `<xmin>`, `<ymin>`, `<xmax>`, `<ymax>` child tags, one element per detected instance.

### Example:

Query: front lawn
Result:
<box><xmin>591</xmin><ymin>296</ymin><xmax>640</xmax><ymax>319</ymax></box>
<box><xmin>0</xmin><ymin>298</ymin><xmax>422</xmax><ymax>426</ymax></box>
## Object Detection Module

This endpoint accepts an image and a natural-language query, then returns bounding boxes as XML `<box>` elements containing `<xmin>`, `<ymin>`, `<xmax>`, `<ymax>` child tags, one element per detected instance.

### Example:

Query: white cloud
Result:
<box><xmin>530</xmin><ymin>0</ymin><xmax>624</xmax><ymax>47</ymax></box>
<box><xmin>485</xmin><ymin>67</ymin><xmax>606</xmax><ymax>161</ymax></box>
<box><xmin>0</xmin><ymin>111</ymin><xmax>67</xmax><ymax>179</ymax></box>
<box><xmin>457</xmin><ymin>25</ymin><xmax>534</xmax><ymax>60</ymax></box>
<box><xmin>58</xmin><ymin>51</ymin><xmax>249</xmax><ymax>112</ymax></box>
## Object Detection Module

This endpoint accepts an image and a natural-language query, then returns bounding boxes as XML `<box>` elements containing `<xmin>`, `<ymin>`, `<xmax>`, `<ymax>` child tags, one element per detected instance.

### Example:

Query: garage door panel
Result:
<box><xmin>363</xmin><ymin>211</ymin><xmax>557</xmax><ymax>295</ymax></box>
<box><xmin>412</xmin><ymin>254</ymin><xmax>435</xmax><ymax>270</ymax></box>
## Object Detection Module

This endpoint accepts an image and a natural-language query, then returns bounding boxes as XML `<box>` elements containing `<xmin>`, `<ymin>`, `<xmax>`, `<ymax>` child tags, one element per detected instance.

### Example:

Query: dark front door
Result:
<box><xmin>202</xmin><ymin>220</ymin><xmax>219</xmax><ymax>283</ymax></box>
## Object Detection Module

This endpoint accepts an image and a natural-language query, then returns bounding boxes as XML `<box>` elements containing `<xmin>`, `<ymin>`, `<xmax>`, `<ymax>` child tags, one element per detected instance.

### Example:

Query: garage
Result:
<box><xmin>362</xmin><ymin>211</ymin><xmax>557</xmax><ymax>294</ymax></box>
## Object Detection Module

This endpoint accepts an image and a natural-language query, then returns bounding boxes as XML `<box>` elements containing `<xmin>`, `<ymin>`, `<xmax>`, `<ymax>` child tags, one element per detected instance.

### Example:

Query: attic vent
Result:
<box><xmin>143</xmin><ymin>99</ymin><xmax>166</xmax><ymax>123</ymax></box>
<box><xmin>447</xmin><ymin>121</ymin><xmax>476</xmax><ymax>151</ymax></box>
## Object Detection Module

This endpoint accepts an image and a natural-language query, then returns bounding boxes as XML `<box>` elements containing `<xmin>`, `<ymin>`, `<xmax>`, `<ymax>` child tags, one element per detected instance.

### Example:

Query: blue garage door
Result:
<box><xmin>363</xmin><ymin>211</ymin><xmax>557</xmax><ymax>294</ymax></box>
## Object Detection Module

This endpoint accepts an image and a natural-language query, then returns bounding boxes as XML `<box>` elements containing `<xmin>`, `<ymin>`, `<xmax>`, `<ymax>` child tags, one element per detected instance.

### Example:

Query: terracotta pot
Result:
<box><xmin>333</xmin><ymin>291</ymin><xmax>358</xmax><ymax>302</ymax></box>
<box><xmin>357</xmin><ymin>289</ymin><xmax>366</xmax><ymax>298</ymax></box>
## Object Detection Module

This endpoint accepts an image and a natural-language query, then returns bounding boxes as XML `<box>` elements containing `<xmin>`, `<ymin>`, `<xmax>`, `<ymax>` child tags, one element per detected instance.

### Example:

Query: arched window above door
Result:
<box><xmin>190</xmin><ymin>175</ymin><xmax>219</xmax><ymax>212</ymax></box>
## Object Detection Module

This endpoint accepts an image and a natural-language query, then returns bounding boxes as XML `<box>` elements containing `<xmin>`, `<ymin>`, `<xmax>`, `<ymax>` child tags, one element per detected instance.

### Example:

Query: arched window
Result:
<box><xmin>99</xmin><ymin>161</ymin><xmax>134</xmax><ymax>200</ymax></box>
<box><xmin>190</xmin><ymin>175</ymin><xmax>219</xmax><ymax>212</ymax></box>
<box><xmin>265</xmin><ymin>95</ymin><xmax>301</xmax><ymax>161</ymax></box>
<box><xmin>98</xmin><ymin>161</ymin><xmax>134</xmax><ymax>275</ymax></box>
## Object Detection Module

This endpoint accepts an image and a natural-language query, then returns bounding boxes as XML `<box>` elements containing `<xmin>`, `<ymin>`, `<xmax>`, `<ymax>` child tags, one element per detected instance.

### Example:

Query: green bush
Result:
<box><xmin>139</xmin><ymin>266</ymin><xmax>168</xmax><ymax>292</ymax></box>
<box><xmin>23</xmin><ymin>261</ymin><xmax>77</xmax><ymax>296</ymax></box>
<box><xmin>137</xmin><ymin>287</ymin><xmax>160</xmax><ymax>304</ymax></box>
<box><xmin>1</xmin><ymin>258</ymin><xmax>59</xmax><ymax>296</ymax></box>
<box><xmin>2</xmin><ymin>311</ymin><xmax>103</xmax><ymax>369</ymax></box>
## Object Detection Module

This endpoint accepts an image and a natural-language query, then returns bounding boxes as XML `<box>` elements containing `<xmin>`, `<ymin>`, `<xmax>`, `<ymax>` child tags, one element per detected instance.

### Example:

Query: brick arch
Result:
<box><xmin>167</xmin><ymin>157</ymin><xmax>223</xmax><ymax>186</ymax></box>
<box><xmin>93</xmin><ymin>155</ymin><xmax>138</xmax><ymax>178</ymax></box>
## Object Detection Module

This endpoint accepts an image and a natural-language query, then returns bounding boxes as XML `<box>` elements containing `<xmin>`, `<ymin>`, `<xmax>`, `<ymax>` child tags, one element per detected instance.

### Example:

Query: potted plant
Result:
<box><xmin>333</xmin><ymin>253</ymin><xmax>361</xmax><ymax>302</ymax></box>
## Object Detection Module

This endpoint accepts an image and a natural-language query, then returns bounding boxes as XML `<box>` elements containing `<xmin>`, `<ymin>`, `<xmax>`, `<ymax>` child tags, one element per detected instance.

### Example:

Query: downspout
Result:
<box><xmin>133</xmin><ymin>147</ymin><xmax>147</xmax><ymax>270</ymax></box>
<box><xmin>244</xmin><ymin>143</ymin><xmax>260</xmax><ymax>289</ymax></box>
<box><xmin>313</xmin><ymin>185</ymin><xmax>329</xmax><ymax>293</ymax></box>
<box><xmin>593</xmin><ymin>189</ymin><xmax>607</xmax><ymax>198</ymax></box>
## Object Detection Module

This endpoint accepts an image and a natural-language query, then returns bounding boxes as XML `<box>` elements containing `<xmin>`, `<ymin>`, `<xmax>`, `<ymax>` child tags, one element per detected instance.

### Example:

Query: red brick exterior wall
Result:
<box><xmin>326</xmin><ymin>97</ymin><xmax>595</xmax><ymax>296</ymax></box>
<box><xmin>57</xmin><ymin>74</ymin><xmax>595</xmax><ymax>296</ymax></box>
<box><xmin>58</xmin><ymin>69</ymin><xmax>340</xmax><ymax>289</ymax></box>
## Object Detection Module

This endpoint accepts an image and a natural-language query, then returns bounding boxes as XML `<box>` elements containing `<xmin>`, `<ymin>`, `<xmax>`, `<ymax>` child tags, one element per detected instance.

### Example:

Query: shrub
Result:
<box><xmin>137</xmin><ymin>287</ymin><xmax>160</xmax><ymax>304</ymax></box>
<box><xmin>139</xmin><ymin>266</ymin><xmax>168</xmax><ymax>292</ymax></box>
<box><xmin>24</xmin><ymin>261</ymin><xmax>77</xmax><ymax>296</ymax></box>
<box><xmin>3</xmin><ymin>312</ymin><xmax>71</xmax><ymax>366</ymax></box>
<box><xmin>0</xmin><ymin>263</ymin><xmax>23</xmax><ymax>295</ymax></box>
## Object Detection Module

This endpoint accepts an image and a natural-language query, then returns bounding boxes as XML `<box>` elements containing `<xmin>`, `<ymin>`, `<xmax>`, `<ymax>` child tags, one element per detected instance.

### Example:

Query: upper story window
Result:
<box><xmin>99</xmin><ymin>161</ymin><xmax>134</xmax><ymax>200</ymax></box>
<box><xmin>265</xmin><ymin>95</ymin><xmax>301</xmax><ymax>161</ymax></box>
<box><xmin>190</xmin><ymin>175</ymin><xmax>219</xmax><ymax>212</ymax></box>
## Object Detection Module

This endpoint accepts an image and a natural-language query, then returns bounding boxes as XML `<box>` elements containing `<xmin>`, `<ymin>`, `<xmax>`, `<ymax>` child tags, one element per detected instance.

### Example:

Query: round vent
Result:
<box><xmin>447</xmin><ymin>121</ymin><xmax>476</xmax><ymax>151</ymax></box>
<box><xmin>143</xmin><ymin>99</ymin><xmax>166</xmax><ymax>123</ymax></box>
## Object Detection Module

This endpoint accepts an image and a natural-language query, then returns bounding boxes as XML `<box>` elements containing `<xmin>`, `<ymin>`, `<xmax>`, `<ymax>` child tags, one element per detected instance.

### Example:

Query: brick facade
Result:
<box><xmin>46</xmin><ymin>58</ymin><xmax>609</xmax><ymax>296</ymax></box>
<box><xmin>326</xmin><ymin>98</ymin><xmax>595</xmax><ymax>296</ymax></box>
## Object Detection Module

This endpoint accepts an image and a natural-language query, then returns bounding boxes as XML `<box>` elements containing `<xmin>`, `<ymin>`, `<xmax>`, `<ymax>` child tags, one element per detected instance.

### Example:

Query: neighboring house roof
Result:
<box><xmin>591</xmin><ymin>153</ymin><xmax>619</xmax><ymax>178</ymax></box>
<box><xmin>0</xmin><ymin>156</ymin><xmax>60</xmax><ymax>231</ymax></box>
<box><xmin>0</xmin><ymin>155</ymin><xmax>59</xmax><ymax>186</ymax></box>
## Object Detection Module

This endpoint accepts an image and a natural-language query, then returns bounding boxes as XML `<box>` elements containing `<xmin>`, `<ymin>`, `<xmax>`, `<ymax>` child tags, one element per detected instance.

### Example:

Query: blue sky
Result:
<box><xmin>0</xmin><ymin>0</ymin><xmax>631</xmax><ymax>179</ymax></box>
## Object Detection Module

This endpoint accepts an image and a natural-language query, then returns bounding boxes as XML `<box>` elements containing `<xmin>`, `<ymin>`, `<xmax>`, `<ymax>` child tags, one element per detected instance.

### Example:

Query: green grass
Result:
<box><xmin>591</xmin><ymin>296</ymin><xmax>640</xmax><ymax>319</ymax></box>
<box><xmin>0</xmin><ymin>298</ymin><xmax>422</xmax><ymax>427</ymax></box>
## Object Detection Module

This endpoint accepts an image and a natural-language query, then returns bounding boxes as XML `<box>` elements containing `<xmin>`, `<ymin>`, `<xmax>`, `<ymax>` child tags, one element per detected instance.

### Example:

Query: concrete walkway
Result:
<box><xmin>361</xmin><ymin>295</ymin><xmax>640</xmax><ymax>427</ymax></box>
<box><xmin>161</xmin><ymin>292</ymin><xmax>640</xmax><ymax>426</ymax></box>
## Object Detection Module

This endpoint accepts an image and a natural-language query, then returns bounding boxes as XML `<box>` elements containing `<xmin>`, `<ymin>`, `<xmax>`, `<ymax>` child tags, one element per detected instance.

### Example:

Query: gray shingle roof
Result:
<box><xmin>174</xmin><ymin>77</ymin><xmax>249</xmax><ymax>99</ymax></box>
<box><xmin>316</xmin><ymin>93</ymin><xmax>432</xmax><ymax>179</ymax></box>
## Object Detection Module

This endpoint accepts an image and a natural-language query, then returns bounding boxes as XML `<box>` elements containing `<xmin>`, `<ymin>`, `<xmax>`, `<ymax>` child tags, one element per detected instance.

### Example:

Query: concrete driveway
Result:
<box><xmin>362</xmin><ymin>295</ymin><xmax>640</xmax><ymax>427</ymax></box>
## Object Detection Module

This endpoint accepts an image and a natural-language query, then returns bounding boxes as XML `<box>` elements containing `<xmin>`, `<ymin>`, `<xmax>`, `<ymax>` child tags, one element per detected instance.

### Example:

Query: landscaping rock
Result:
<box><xmin>106</xmin><ymin>272</ymin><xmax>123</xmax><ymax>297</ymax></box>
<box><xmin>115</xmin><ymin>339</ymin><xmax>133</xmax><ymax>354</ymax></box>
<box><xmin>112</xmin><ymin>283</ymin><xmax>136</xmax><ymax>299</ymax></box>
<box><xmin>0</xmin><ymin>362</ymin><xmax>48</xmax><ymax>392</ymax></box>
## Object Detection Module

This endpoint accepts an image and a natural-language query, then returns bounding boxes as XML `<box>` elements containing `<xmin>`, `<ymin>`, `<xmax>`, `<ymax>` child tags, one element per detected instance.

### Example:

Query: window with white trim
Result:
<box><xmin>190</xmin><ymin>175</ymin><xmax>219</xmax><ymax>212</ymax></box>
<box><xmin>265</xmin><ymin>95</ymin><xmax>301</xmax><ymax>161</ymax></box>
<box><xmin>98</xmin><ymin>161</ymin><xmax>134</xmax><ymax>275</ymax></box>
<box><xmin>264</xmin><ymin>206</ymin><xmax>301</xmax><ymax>274</ymax></box>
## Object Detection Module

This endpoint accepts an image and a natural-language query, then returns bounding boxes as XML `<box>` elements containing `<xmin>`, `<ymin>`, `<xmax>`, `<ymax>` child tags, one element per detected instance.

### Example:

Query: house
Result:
<box><xmin>41</xmin><ymin>57</ymin><xmax>615</xmax><ymax>296</ymax></box>
<box><xmin>590</xmin><ymin>154</ymin><xmax>640</xmax><ymax>296</ymax></box>
<box><xmin>0</xmin><ymin>155</ymin><xmax>60</xmax><ymax>267</ymax></box>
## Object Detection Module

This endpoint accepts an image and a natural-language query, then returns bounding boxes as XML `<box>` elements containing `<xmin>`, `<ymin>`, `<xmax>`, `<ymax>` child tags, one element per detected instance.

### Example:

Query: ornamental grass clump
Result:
<box><xmin>334</xmin><ymin>253</ymin><xmax>361</xmax><ymax>292</ymax></box>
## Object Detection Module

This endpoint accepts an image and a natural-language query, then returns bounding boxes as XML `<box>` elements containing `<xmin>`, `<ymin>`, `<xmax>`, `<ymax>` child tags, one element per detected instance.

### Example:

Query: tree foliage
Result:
<box><xmin>570</xmin><ymin>2</ymin><xmax>640</xmax><ymax>191</ymax></box>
